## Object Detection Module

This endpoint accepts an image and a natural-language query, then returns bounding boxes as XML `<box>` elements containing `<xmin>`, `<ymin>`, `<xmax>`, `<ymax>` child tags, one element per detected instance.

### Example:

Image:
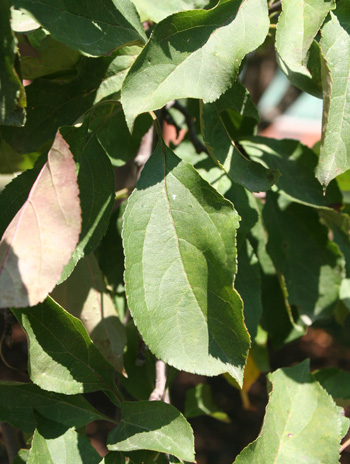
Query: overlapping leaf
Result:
<box><xmin>0</xmin><ymin>381</ymin><xmax>109</xmax><ymax>433</ymax></box>
<box><xmin>107</xmin><ymin>401</ymin><xmax>195</xmax><ymax>462</ymax></box>
<box><xmin>234</xmin><ymin>360</ymin><xmax>348</xmax><ymax>463</ymax></box>
<box><xmin>14</xmin><ymin>0</ymin><xmax>146</xmax><ymax>56</ymax></box>
<box><xmin>123</xmin><ymin>140</ymin><xmax>250</xmax><ymax>382</ymax></box>
<box><xmin>316</xmin><ymin>2</ymin><xmax>350</xmax><ymax>187</ymax></box>
<box><xmin>0</xmin><ymin>133</ymin><xmax>81</xmax><ymax>308</ymax></box>
<box><xmin>59</xmin><ymin>121</ymin><xmax>115</xmax><ymax>280</ymax></box>
<box><xmin>27</xmin><ymin>415</ymin><xmax>101</xmax><ymax>464</ymax></box>
<box><xmin>12</xmin><ymin>297</ymin><xmax>119</xmax><ymax>396</ymax></box>
<box><xmin>184</xmin><ymin>383</ymin><xmax>230</xmax><ymax>422</ymax></box>
<box><xmin>122</xmin><ymin>0</ymin><xmax>269</xmax><ymax>129</ymax></box>
<box><xmin>263</xmin><ymin>192</ymin><xmax>344</xmax><ymax>324</ymax></box>
<box><xmin>241</xmin><ymin>137</ymin><xmax>342</xmax><ymax>208</ymax></box>
<box><xmin>131</xmin><ymin>0</ymin><xmax>216</xmax><ymax>22</ymax></box>
<box><xmin>275</xmin><ymin>0</ymin><xmax>335</xmax><ymax>97</ymax></box>
<box><xmin>51</xmin><ymin>254</ymin><xmax>126</xmax><ymax>373</ymax></box>
<box><xmin>201</xmin><ymin>85</ymin><xmax>280</xmax><ymax>192</ymax></box>
<box><xmin>0</xmin><ymin>0</ymin><xmax>26</xmax><ymax>126</ymax></box>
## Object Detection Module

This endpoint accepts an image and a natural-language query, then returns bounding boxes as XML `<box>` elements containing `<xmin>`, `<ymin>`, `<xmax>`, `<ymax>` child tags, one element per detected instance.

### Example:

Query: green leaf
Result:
<box><xmin>121</xmin><ymin>0</ymin><xmax>269</xmax><ymax>129</ymax></box>
<box><xmin>101</xmin><ymin>453</ymin><xmax>126</xmax><ymax>464</ymax></box>
<box><xmin>316</xmin><ymin>2</ymin><xmax>350</xmax><ymax>187</ymax></box>
<box><xmin>12</xmin><ymin>297</ymin><xmax>119</xmax><ymax>396</ymax></box>
<box><xmin>241</xmin><ymin>137</ymin><xmax>342</xmax><ymax>208</ymax></box>
<box><xmin>19</xmin><ymin>33</ymin><xmax>81</xmax><ymax>81</ymax></box>
<box><xmin>59</xmin><ymin>121</ymin><xmax>115</xmax><ymax>281</ymax></box>
<box><xmin>234</xmin><ymin>360</ymin><xmax>348</xmax><ymax>463</ymax></box>
<box><xmin>14</xmin><ymin>449</ymin><xmax>29</xmax><ymax>464</ymax></box>
<box><xmin>263</xmin><ymin>192</ymin><xmax>344</xmax><ymax>324</ymax></box>
<box><xmin>200</xmin><ymin>86</ymin><xmax>280</xmax><ymax>193</ymax></box>
<box><xmin>122</xmin><ymin>140</ymin><xmax>250</xmax><ymax>383</ymax></box>
<box><xmin>131</xmin><ymin>0</ymin><xmax>216</xmax><ymax>23</ymax></box>
<box><xmin>107</xmin><ymin>401</ymin><xmax>195</xmax><ymax>462</ymax></box>
<box><xmin>120</xmin><ymin>321</ymin><xmax>155</xmax><ymax>400</ymax></box>
<box><xmin>184</xmin><ymin>383</ymin><xmax>230</xmax><ymax>423</ymax></box>
<box><xmin>0</xmin><ymin>133</ymin><xmax>81</xmax><ymax>308</ymax></box>
<box><xmin>0</xmin><ymin>381</ymin><xmax>109</xmax><ymax>433</ymax></box>
<box><xmin>235</xmin><ymin>240</ymin><xmax>263</xmax><ymax>340</ymax></box>
<box><xmin>51</xmin><ymin>254</ymin><xmax>126</xmax><ymax>373</ymax></box>
<box><xmin>314</xmin><ymin>367</ymin><xmax>350</xmax><ymax>406</ymax></box>
<box><xmin>1</xmin><ymin>51</ymin><xmax>138</xmax><ymax>154</ymax></box>
<box><xmin>275</xmin><ymin>0</ymin><xmax>335</xmax><ymax>97</ymax></box>
<box><xmin>27</xmin><ymin>415</ymin><xmax>101</xmax><ymax>464</ymax></box>
<box><xmin>14</xmin><ymin>0</ymin><xmax>146</xmax><ymax>56</ymax></box>
<box><xmin>0</xmin><ymin>0</ymin><xmax>26</xmax><ymax>126</ymax></box>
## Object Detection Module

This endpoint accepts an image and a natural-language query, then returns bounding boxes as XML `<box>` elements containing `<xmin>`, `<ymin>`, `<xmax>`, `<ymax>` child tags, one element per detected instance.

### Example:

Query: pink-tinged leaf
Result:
<box><xmin>0</xmin><ymin>132</ymin><xmax>81</xmax><ymax>307</ymax></box>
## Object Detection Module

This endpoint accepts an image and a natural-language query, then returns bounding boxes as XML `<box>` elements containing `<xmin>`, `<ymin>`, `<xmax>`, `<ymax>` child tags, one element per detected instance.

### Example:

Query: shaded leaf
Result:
<box><xmin>12</xmin><ymin>297</ymin><xmax>119</xmax><ymax>396</ymax></box>
<box><xmin>101</xmin><ymin>453</ymin><xmax>126</xmax><ymax>464</ymax></box>
<box><xmin>27</xmin><ymin>415</ymin><xmax>101</xmax><ymax>464</ymax></box>
<box><xmin>59</xmin><ymin>121</ymin><xmax>115</xmax><ymax>281</ymax></box>
<box><xmin>200</xmin><ymin>86</ymin><xmax>280</xmax><ymax>193</ymax></box>
<box><xmin>123</xmin><ymin>140</ymin><xmax>250</xmax><ymax>382</ymax></box>
<box><xmin>120</xmin><ymin>321</ymin><xmax>155</xmax><ymax>400</ymax></box>
<box><xmin>19</xmin><ymin>33</ymin><xmax>81</xmax><ymax>81</ymax></box>
<box><xmin>1</xmin><ymin>50</ymin><xmax>139</xmax><ymax>154</ymax></box>
<box><xmin>235</xmin><ymin>240</ymin><xmax>263</xmax><ymax>339</ymax></box>
<box><xmin>241</xmin><ymin>137</ymin><xmax>342</xmax><ymax>208</ymax></box>
<box><xmin>184</xmin><ymin>383</ymin><xmax>230</xmax><ymax>423</ymax></box>
<box><xmin>314</xmin><ymin>367</ymin><xmax>350</xmax><ymax>406</ymax></box>
<box><xmin>107</xmin><ymin>401</ymin><xmax>195</xmax><ymax>462</ymax></box>
<box><xmin>0</xmin><ymin>0</ymin><xmax>26</xmax><ymax>126</ymax></box>
<box><xmin>0</xmin><ymin>133</ymin><xmax>81</xmax><ymax>308</ymax></box>
<box><xmin>121</xmin><ymin>0</ymin><xmax>269</xmax><ymax>129</ymax></box>
<box><xmin>131</xmin><ymin>0</ymin><xmax>216</xmax><ymax>23</ymax></box>
<box><xmin>316</xmin><ymin>2</ymin><xmax>350</xmax><ymax>186</ymax></box>
<box><xmin>14</xmin><ymin>0</ymin><xmax>146</xmax><ymax>56</ymax></box>
<box><xmin>263</xmin><ymin>192</ymin><xmax>344</xmax><ymax>324</ymax></box>
<box><xmin>275</xmin><ymin>0</ymin><xmax>335</xmax><ymax>97</ymax></box>
<box><xmin>51</xmin><ymin>254</ymin><xmax>126</xmax><ymax>373</ymax></box>
<box><xmin>0</xmin><ymin>381</ymin><xmax>110</xmax><ymax>433</ymax></box>
<box><xmin>234</xmin><ymin>360</ymin><xmax>348</xmax><ymax>463</ymax></box>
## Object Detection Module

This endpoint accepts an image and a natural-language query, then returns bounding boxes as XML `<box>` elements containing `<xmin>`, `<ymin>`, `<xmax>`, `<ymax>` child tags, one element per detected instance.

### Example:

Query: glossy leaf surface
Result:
<box><xmin>131</xmin><ymin>0</ymin><xmax>216</xmax><ymax>22</ymax></box>
<box><xmin>123</xmin><ymin>140</ymin><xmax>250</xmax><ymax>383</ymax></box>
<box><xmin>107</xmin><ymin>401</ymin><xmax>195</xmax><ymax>462</ymax></box>
<box><xmin>234</xmin><ymin>360</ymin><xmax>348</xmax><ymax>463</ymax></box>
<box><xmin>122</xmin><ymin>0</ymin><xmax>269</xmax><ymax>129</ymax></box>
<box><xmin>0</xmin><ymin>133</ymin><xmax>81</xmax><ymax>307</ymax></box>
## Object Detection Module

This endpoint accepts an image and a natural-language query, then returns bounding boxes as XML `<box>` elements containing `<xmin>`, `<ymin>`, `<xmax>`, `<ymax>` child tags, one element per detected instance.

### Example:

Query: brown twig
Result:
<box><xmin>340</xmin><ymin>436</ymin><xmax>350</xmax><ymax>453</ymax></box>
<box><xmin>149</xmin><ymin>360</ymin><xmax>170</xmax><ymax>402</ymax></box>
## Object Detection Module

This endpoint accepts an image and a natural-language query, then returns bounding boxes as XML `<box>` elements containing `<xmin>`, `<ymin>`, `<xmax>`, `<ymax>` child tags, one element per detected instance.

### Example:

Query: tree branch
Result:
<box><xmin>149</xmin><ymin>360</ymin><xmax>170</xmax><ymax>403</ymax></box>
<box><xmin>1</xmin><ymin>423</ymin><xmax>20</xmax><ymax>464</ymax></box>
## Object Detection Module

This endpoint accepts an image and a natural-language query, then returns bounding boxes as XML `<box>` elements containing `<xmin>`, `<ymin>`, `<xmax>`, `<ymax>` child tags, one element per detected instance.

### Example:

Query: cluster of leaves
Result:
<box><xmin>1</xmin><ymin>0</ymin><xmax>350</xmax><ymax>462</ymax></box>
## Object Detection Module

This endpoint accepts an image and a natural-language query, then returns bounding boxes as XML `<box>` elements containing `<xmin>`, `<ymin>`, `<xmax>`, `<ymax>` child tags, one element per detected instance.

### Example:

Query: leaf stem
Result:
<box><xmin>340</xmin><ymin>436</ymin><xmax>350</xmax><ymax>453</ymax></box>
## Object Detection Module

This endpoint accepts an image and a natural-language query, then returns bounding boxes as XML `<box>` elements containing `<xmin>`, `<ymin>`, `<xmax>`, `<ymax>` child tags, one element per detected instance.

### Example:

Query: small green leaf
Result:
<box><xmin>121</xmin><ymin>0</ymin><xmax>269</xmax><ymax>129</ymax></box>
<box><xmin>263</xmin><ymin>192</ymin><xmax>344</xmax><ymax>324</ymax></box>
<box><xmin>107</xmin><ymin>401</ymin><xmax>195</xmax><ymax>462</ymax></box>
<box><xmin>0</xmin><ymin>381</ymin><xmax>110</xmax><ymax>433</ymax></box>
<box><xmin>241</xmin><ymin>137</ymin><xmax>342</xmax><ymax>208</ymax></box>
<box><xmin>200</xmin><ymin>86</ymin><xmax>280</xmax><ymax>193</ymax></box>
<box><xmin>12</xmin><ymin>297</ymin><xmax>119</xmax><ymax>396</ymax></box>
<box><xmin>123</xmin><ymin>140</ymin><xmax>250</xmax><ymax>383</ymax></box>
<box><xmin>27</xmin><ymin>415</ymin><xmax>101</xmax><ymax>464</ymax></box>
<box><xmin>234</xmin><ymin>360</ymin><xmax>349</xmax><ymax>463</ymax></box>
<box><xmin>0</xmin><ymin>0</ymin><xmax>26</xmax><ymax>126</ymax></box>
<box><xmin>14</xmin><ymin>0</ymin><xmax>146</xmax><ymax>56</ymax></box>
<box><xmin>184</xmin><ymin>383</ymin><xmax>230</xmax><ymax>423</ymax></box>
<box><xmin>275</xmin><ymin>0</ymin><xmax>335</xmax><ymax>97</ymax></box>
<box><xmin>51</xmin><ymin>254</ymin><xmax>126</xmax><ymax>373</ymax></box>
<box><xmin>316</xmin><ymin>2</ymin><xmax>350</xmax><ymax>186</ymax></box>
